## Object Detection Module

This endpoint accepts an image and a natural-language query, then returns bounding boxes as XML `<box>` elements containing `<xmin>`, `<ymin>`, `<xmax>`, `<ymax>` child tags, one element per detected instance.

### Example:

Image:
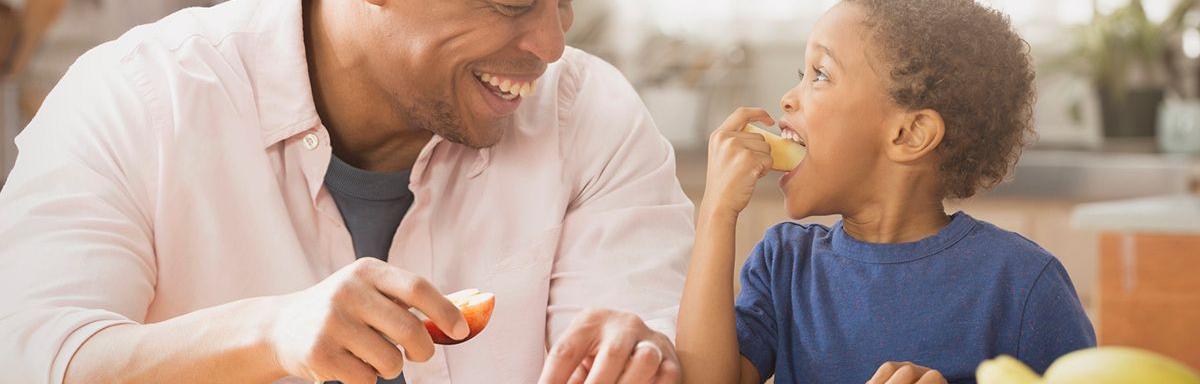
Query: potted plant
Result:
<box><xmin>1066</xmin><ymin>0</ymin><xmax>1170</xmax><ymax>138</ymax></box>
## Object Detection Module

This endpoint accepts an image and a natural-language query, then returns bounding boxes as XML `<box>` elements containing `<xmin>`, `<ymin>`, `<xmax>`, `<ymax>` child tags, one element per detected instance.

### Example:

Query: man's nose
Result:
<box><xmin>517</xmin><ymin>4</ymin><xmax>566</xmax><ymax>64</ymax></box>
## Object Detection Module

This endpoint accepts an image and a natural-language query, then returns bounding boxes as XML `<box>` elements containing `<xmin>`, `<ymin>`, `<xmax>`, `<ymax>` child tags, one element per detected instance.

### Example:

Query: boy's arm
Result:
<box><xmin>1017</xmin><ymin>259</ymin><xmax>1097</xmax><ymax>372</ymax></box>
<box><xmin>677</xmin><ymin>208</ymin><xmax>761</xmax><ymax>384</ymax></box>
<box><xmin>677</xmin><ymin>107</ymin><xmax>776</xmax><ymax>384</ymax></box>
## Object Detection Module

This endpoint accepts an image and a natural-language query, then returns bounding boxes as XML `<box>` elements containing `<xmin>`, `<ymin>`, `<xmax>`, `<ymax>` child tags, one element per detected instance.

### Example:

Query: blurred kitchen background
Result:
<box><xmin>2</xmin><ymin>0</ymin><xmax>1199</xmax><ymax>371</ymax></box>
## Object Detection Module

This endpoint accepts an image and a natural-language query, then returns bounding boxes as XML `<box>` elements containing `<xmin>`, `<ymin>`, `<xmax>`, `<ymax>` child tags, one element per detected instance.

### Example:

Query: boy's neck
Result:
<box><xmin>840</xmin><ymin>171</ymin><xmax>951</xmax><ymax>244</ymax></box>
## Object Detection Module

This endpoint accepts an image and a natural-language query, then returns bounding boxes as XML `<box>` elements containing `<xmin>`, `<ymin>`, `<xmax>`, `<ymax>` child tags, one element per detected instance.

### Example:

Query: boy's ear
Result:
<box><xmin>886</xmin><ymin>109</ymin><xmax>945</xmax><ymax>163</ymax></box>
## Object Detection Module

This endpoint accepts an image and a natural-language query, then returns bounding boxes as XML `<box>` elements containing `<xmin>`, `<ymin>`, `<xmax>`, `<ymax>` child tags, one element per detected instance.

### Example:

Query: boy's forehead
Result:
<box><xmin>809</xmin><ymin>3</ymin><xmax>870</xmax><ymax>66</ymax></box>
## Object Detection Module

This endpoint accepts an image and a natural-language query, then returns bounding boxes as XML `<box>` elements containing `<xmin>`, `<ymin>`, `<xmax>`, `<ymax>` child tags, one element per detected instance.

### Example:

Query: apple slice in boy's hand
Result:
<box><xmin>742</xmin><ymin>124</ymin><xmax>807</xmax><ymax>172</ymax></box>
<box><xmin>424</xmin><ymin>288</ymin><xmax>495</xmax><ymax>345</ymax></box>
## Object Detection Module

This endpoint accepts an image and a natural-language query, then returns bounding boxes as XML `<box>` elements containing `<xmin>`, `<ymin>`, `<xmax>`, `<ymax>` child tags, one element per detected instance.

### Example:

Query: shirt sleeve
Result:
<box><xmin>0</xmin><ymin>49</ymin><xmax>159</xmax><ymax>384</ymax></box>
<box><xmin>1016</xmin><ymin>258</ymin><xmax>1098</xmax><ymax>373</ymax></box>
<box><xmin>545</xmin><ymin>49</ymin><xmax>694</xmax><ymax>344</ymax></box>
<box><xmin>735</xmin><ymin>239</ymin><xmax>779</xmax><ymax>382</ymax></box>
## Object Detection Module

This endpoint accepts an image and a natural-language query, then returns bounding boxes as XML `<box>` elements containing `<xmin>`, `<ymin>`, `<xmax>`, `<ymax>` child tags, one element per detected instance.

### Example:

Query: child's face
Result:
<box><xmin>777</xmin><ymin>2</ymin><xmax>907</xmax><ymax>219</ymax></box>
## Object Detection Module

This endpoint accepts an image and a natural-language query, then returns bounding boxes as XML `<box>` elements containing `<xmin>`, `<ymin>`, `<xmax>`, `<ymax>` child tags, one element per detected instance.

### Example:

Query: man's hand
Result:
<box><xmin>538</xmin><ymin>309</ymin><xmax>681</xmax><ymax>384</ymax></box>
<box><xmin>867</xmin><ymin>361</ymin><xmax>947</xmax><ymax>384</ymax></box>
<box><xmin>268</xmin><ymin>258</ymin><xmax>470</xmax><ymax>384</ymax></box>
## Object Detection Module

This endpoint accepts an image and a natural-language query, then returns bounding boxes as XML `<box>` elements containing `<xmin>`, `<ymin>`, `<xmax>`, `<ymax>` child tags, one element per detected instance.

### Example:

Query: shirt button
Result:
<box><xmin>303</xmin><ymin>133</ymin><xmax>319</xmax><ymax>150</ymax></box>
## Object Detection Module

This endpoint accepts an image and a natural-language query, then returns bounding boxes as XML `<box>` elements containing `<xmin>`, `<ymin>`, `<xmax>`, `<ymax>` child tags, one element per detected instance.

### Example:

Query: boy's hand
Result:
<box><xmin>701</xmin><ymin>107</ymin><xmax>776</xmax><ymax>218</ymax></box>
<box><xmin>866</xmin><ymin>361</ymin><xmax>947</xmax><ymax>384</ymax></box>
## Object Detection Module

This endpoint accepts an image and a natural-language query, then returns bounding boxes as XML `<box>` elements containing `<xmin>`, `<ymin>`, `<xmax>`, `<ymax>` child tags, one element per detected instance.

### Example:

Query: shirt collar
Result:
<box><xmin>246</xmin><ymin>0</ymin><xmax>321</xmax><ymax>148</ymax></box>
<box><xmin>243</xmin><ymin>0</ymin><xmax>491</xmax><ymax>178</ymax></box>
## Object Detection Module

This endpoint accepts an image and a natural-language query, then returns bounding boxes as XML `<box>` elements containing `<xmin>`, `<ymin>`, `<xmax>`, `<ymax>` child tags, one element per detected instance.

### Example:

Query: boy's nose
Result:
<box><xmin>781</xmin><ymin>94</ymin><xmax>799</xmax><ymax>113</ymax></box>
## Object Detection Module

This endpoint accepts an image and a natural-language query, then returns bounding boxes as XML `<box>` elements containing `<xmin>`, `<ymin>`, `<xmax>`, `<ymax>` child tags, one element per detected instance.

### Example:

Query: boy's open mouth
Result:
<box><xmin>780</xmin><ymin>126</ymin><xmax>808</xmax><ymax>148</ymax></box>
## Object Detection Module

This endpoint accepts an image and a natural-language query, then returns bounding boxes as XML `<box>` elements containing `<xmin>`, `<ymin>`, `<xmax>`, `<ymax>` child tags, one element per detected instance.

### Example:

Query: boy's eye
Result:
<box><xmin>812</xmin><ymin>66</ymin><xmax>830</xmax><ymax>82</ymax></box>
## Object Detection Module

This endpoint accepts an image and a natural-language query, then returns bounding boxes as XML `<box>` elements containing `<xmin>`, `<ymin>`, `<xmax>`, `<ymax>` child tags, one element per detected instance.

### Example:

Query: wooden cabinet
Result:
<box><xmin>1097</xmin><ymin>233</ymin><xmax>1200</xmax><ymax>369</ymax></box>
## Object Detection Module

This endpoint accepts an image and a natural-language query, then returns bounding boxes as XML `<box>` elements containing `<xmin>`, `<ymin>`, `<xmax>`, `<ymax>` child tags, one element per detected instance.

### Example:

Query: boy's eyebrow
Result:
<box><xmin>817</xmin><ymin>44</ymin><xmax>842</xmax><ymax>69</ymax></box>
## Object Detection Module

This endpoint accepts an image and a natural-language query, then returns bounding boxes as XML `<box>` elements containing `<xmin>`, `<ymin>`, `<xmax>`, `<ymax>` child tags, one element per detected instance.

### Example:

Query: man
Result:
<box><xmin>0</xmin><ymin>0</ymin><xmax>693</xmax><ymax>383</ymax></box>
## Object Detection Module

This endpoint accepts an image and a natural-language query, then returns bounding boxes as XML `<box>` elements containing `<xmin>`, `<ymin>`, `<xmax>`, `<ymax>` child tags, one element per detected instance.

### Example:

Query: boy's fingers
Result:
<box><xmin>868</xmin><ymin>361</ymin><xmax>901</xmax><ymax>384</ymax></box>
<box><xmin>915</xmin><ymin>369</ymin><xmax>945</xmax><ymax>384</ymax></box>
<box><xmin>717</xmin><ymin>107</ymin><xmax>776</xmax><ymax>132</ymax></box>
<box><xmin>883</xmin><ymin>363</ymin><xmax>926</xmax><ymax>384</ymax></box>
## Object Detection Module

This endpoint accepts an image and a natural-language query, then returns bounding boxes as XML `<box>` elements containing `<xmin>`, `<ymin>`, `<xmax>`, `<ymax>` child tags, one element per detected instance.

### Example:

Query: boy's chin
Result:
<box><xmin>782</xmin><ymin>198</ymin><xmax>825</xmax><ymax>221</ymax></box>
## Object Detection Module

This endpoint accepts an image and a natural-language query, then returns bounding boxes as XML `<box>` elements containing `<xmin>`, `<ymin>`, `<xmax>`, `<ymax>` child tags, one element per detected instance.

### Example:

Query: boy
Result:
<box><xmin>676</xmin><ymin>1</ymin><xmax>1096</xmax><ymax>383</ymax></box>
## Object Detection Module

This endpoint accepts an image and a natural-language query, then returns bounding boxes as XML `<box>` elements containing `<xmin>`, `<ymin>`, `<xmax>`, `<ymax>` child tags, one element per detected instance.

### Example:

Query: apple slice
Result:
<box><xmin>424</xmin><ymin>288</ymin><xmax>496</xmax><ymax>345</ymax></box>
<box><xmin>742</xmin><ymin>124</ymin><xmax>807</xmax><ymax>172</ymax></box>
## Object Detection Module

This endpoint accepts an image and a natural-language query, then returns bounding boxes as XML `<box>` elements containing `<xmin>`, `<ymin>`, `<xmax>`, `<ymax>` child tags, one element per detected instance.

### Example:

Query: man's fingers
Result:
<box><xmin>342</xmin><ymin>322</ymin><xmax>407</xmax><ymax>380</ymax></box>
<box><xmin>915</xmin><ymin>369</ymin><xmax>946</xmax><ymax>384</ymax></box>
<box><xmin>567</xmin><ymin>357</ymin><xmax>594</xmax><ymax>384</ymax></box>
<box><xmin>615</xmin><ymin>341</ymin><xmax>663</xmax><ymax>384</ymax></box>
<box><xmin>366</xmin><ymin>263</ymin><xmax>468</xmax><ymax>341</ymax></box>
<box><xmin>884</xmin><ymin>363</ymin><xmax>927</xmax><ymax>384</ymax></box>
<box><xmin>539</xmin><ymin>326</ymin><xmax>600</xmax><ymax>384</ymax></box>
<box><xmin>325</xmin><ymin>349</ymin><xmax>378</xmax><ymax>384</ymax></box>
<box><xmin>651</xmin><ymin>360</ymin><xmax>681</xmax><ymax>384</ymax></box>
<box><xmin>716</xmin><ymin>107</ymin><xmax>776</xmax><ymax>132</ymax></box>
<box><xmin>583</xmin><ymin>332</ymin><xmax>637</xmax><ymax>384</ymax></box>
<box><xmin>357</xmin><ymin>292</ymin><xmax>436</xmax><ymax>362</ymax></box>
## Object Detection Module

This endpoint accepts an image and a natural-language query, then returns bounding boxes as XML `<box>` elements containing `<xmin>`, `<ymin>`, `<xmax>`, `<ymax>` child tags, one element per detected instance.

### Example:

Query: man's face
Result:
<box><xmin>359</xmin><ymin>0</ymin><xmax>574</xmax><ymax>149</ymax></box>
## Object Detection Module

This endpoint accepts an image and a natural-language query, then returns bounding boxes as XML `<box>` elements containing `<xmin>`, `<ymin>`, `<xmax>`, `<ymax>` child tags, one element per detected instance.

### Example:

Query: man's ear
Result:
<box><xmin>886</xmin><ymin>109</ymin><xmax>945</xmax><ymax>163</ymax></box>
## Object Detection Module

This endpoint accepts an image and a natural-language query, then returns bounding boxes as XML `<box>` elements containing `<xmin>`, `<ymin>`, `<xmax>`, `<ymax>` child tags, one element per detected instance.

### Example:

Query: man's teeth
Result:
<box><xmin>474</xmin><ymin>71</ymin><xmax>536</xmax><ymax>99</ymax></box>
<box><xmin>782</xmin><ymin>128</ymin><xmax>806</xmax><ymax>146</ymax></box>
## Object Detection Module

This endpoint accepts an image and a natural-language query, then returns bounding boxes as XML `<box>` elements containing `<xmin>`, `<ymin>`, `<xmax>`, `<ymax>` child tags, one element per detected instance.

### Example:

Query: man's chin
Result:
<box><xmin>446</xmin><ymin>119</ymin><xmax>509</xmax><ymax>149</ymax></box>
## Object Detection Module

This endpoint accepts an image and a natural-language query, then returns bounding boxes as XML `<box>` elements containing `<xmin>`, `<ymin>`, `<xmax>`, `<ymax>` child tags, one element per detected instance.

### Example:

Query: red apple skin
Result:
<box><xmin>425</xmin><ymin>294</ymin><xmax>495</xmax><ymax>345</ymax></box>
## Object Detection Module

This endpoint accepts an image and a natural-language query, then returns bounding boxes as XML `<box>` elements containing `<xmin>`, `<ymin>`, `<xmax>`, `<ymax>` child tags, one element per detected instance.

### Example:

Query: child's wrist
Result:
<box><xmin>698</xmin><ymin>200</ymin><xmax>741</xmax><ymax>224</ymax></box>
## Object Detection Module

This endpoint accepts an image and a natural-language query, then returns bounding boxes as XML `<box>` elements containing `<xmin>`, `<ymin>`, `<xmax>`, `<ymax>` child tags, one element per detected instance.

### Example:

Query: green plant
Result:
<box><xmin>1068</xmin><ymin>0</ymin><xmax>1169</xmax><ymax>101</ymax></box>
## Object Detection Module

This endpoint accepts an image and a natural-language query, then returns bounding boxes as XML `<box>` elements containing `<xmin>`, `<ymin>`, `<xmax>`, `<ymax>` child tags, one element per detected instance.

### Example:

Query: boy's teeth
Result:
<box><xmin>481</xmin><ymin>73</ymin><xmax>492</xmax><ymax>82</ymax></box>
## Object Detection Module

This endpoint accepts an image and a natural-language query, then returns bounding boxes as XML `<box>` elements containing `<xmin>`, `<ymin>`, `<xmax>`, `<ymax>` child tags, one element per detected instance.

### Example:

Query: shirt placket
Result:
<box><xmin>297</xmin><ymin>126</ymin><xmax>356</xmax><ymax>274</ymax></box>
<box><xmin>390</xmin><ymin>136</ymin><xmax>453</xmax><ymax>382</ymax></box>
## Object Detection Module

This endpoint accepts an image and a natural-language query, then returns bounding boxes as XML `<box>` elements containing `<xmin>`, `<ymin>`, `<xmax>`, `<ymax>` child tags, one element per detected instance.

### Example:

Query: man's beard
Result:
<box><xmin>404</xmin><ymin>95</ymin><xmax>507</xmax><ymax>150</ymax></box>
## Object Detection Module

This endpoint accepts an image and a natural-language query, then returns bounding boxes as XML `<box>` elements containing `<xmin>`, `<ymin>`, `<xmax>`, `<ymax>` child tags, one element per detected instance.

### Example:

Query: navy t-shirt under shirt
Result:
<box><xmin>325</xmin><ymin>155</ymin><xmax>413</xmax><ymax>384</ymax></box>
<box><xmin>734</xmin><ymin>212</ymin><xmax>1096</xmax><ymax>384</ymax></box>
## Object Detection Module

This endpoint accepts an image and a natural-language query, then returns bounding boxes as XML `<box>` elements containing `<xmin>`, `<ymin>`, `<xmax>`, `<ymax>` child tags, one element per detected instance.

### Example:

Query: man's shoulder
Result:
<box><xmin>543</xmin><ymin>47</ymin><xmax>641</xmax><ymax>119</ymax></box>
<box><xmin>513</xmin><ymin>46</ymin><xmax>661</xmax><ymax>159</ymax></box>
<box><xmin>83</xmin><ymin>0</ymin><xmax>260</xmax><ymax>66</ymax></box>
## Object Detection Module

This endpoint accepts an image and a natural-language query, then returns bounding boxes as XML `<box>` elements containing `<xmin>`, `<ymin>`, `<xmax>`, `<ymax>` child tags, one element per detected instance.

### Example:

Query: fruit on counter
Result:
<box><xmin>424</xmin><ymin>288</ymin><xmax>496</xmax><ymax>345</ymax></box>
<box><xmin>742</xmin><ymin>124</ymin><xmax>807</xmax><ymax>172</ymax></box>
<box><xmin>977</xmin><ymin>347</ymin><xmax>1200</xmax><ymax>384</ymax></box>
<box><xmin>977</xmin><ymin>355</ymin><xmax>1041</xmax><ymax>384</ymax></box>
<box><xmin>1042</xmin><ymin>347</ymin><xmax>1200</xmax><ymax>384</ymax></box>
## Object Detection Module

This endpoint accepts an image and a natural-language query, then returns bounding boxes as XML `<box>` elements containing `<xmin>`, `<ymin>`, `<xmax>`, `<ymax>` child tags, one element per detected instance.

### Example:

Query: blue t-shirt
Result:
<box><xmin>734</xmin><ymin>212</ymin><xmax>1096</xmax><ymax>384</ymax></box>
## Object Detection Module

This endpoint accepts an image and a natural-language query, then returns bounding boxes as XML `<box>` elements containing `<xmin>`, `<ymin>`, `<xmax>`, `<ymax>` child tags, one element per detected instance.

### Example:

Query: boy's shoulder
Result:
<box><xmin>749</xmin><ymin>221</ymin><xmax>834</xmax><ymax>263</ymax></box>
<box><xmin>963</xmin><ymin>216</ymin><xmax>1057</xmax><ymax>268</ymax></box>
<box><xmin>762</xmin><ymin>221</ymin><xmax>833</xmax><ymax>244</ymax></box>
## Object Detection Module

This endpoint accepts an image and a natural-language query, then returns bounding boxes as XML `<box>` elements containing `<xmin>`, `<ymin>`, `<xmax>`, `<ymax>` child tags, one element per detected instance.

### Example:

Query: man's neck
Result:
<box><xmin>303</xmin><ymin>0</ymin><xmax>432</xmax><ymax>172</ymax></box>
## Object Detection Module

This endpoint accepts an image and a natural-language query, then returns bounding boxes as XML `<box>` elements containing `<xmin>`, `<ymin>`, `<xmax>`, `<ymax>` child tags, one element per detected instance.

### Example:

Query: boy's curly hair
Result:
<box><xmin>845</xmin><ymin>0</ymin><xmax>1036</xmax><ymax>199</ymax></box>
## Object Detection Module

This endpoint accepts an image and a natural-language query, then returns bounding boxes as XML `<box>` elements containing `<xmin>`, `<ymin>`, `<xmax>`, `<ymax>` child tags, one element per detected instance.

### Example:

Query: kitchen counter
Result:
<box><xmin>1070</xmin><ymin>195</ymin><xmax>1200</xmax><ymax>234</ymax></box>
<box><xmin>675</xmin><ymin>145</ymin><xmax>1200</xmax><ymax>202</ymax></box>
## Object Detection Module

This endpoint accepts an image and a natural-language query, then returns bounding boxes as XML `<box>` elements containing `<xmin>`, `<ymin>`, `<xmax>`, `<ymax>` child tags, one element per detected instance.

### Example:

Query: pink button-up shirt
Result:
<box><xmin>0</xmin><ymin>1</ymin><xmax>694</xmax><ymax>383</ymax></box>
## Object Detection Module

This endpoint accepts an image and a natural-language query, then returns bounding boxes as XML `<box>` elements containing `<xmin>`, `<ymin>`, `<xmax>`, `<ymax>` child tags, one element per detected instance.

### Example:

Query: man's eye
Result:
<box><xmin>797</xmin><ymin>68</ymin><xmax>806</xmax><ymax>81</ymax></box>
<box><xmin>496</xmin><ymin>3</ymin><xmax>534</xmax><ymax>15</ymax></box>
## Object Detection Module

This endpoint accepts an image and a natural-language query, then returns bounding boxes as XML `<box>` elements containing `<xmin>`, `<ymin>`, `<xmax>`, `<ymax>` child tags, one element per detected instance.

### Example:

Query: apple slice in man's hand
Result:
<box><xmin>424</xmin><ymin>288</ymin><xmax>495</xmax><ymax>345</ymax></box>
